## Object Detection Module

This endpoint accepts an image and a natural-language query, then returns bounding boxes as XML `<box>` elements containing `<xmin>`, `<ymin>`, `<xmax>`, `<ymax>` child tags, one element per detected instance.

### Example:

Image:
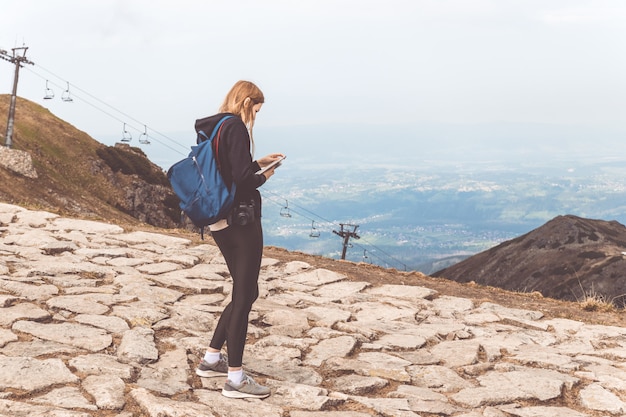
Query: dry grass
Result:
<box><xmin>578</xmin><ymin>291</ymin><xmax>617</xmax><ymax>313</ymax></box>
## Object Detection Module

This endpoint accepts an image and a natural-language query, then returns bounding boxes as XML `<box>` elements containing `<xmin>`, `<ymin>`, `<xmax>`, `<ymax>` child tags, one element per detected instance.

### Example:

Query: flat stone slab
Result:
<box><xmin>289</xmin><ymin>268</ymin><xmax>347</xmax><ymax>287</ymax></box>
<box><xmin>452</xmin><ymin>368</ymin><xmax>579</xmax><ymax>407</ymax></box>
<box><xmin>46</xmin><ymin>295</ymin><xmax>110</xmax><ymax>315</ymax></box>
<box><xmin>0</xmin><ymin>302</ymin><xmax>51</xmax><ymax>326</ymax></box>
<box><xmin>137</xmin><ymin>349</ymin><xmax>190</xmax><ymax>395</ymax></box>
<box><xmin>31</xmin><ymin>386</ymin><xmax>97</xmax><ymax>410</ymax></box>
<box><xmin>329</xmin><ymin>352</ymin><xmax>413</xmax><ymax>382</ymax></box>
<box><xmin>69</xmin><ymin>353</ymin><xmax>134</xmax><ymax>379</ymax></box>
<box><xmin>0</xmin><ymin>280</ymin><xmax>59</xmax><ymax>301</ymax></box>
<box><xmin>136</xmin><ymin>262</ymin><xmax>182</xmax><ymax>275</ymax></box>
<box><xmin>365</xmin><ymin>284</ymin><xmax>438</xmax><ymax>300</ymax></box>
<box><xmin>82</xmin><ymin>374</ymin><xmax>127</xmax><ymax>410</ymax></box>
<box><xmin>0</xmin><ymin>399</ymin><xmax>92</xmax><ymax>417</ymax></box>
<box><xmin>12</xmin><ymin>321</ymin><xmax>112</xmax><ymax>352</ymax></box>
<box><xmin>117</xmin><ymin>327</ymin><xmax>159</xmax><ymax>364</ymax></box>
<box><xmin>0</xmin><ymin>356</ymin><xmax>78</xmax><ymax>391</ymax></box>
<box><xmin>49</xmin><ymin>217</ymin><xmax>124</xmax><ymax>234</ymax></box>
<box><xmin>0</xmin><ymin>339</ymin><xmax>81</xmax><ymax>357</ymax></box>
<box><xmin>498</xmin><ymin>404</ymin><xmax>589</xmax><ymax>417</ymax></box>
<box><xmin>579</xmin><ymin>383</ymin><xmax>626</xmax><ymax>413</ymax></box>
<box><xmin>131</xmin><ymin>388</ymin><xmax>216</xmax><ymax>417</ymax></box>
<box><xmin>74</xmin><ymin>314</ymin><xmax>130</xmax><ymax>333</ymax></box>
<box><xmin>304</xmin><ymin>335</ymin><xmax>358</xmax><ymax>367</ymax></box>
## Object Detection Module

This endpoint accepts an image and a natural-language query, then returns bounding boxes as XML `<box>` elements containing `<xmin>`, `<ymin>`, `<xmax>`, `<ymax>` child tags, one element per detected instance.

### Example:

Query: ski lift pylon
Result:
<box><xmin>280</xmin><ymin>200</ymin><xmax>292</xmax><ymax>218</ymax></box>
<box><xmin>309</xmin><ymin>220</ymin><xmax>320</xmax><ymax>238</ymax></box>
<box><xmin>61</xmin><ymin>82</ymin><xmax>73</xmax><ymax>102</ymax></box>
<box><xmin>121</xmin><ymin>123</ymin><xmax>132</xmax><ymax>142</ymax></box>
<box><xmin>43</xmin><ymin>80</ymin><xmax>54</xmax><ymax>100</ymax></box>
<box><xmin>138</xmin><ymin>125</ymin><xmax>150</xmax><ymax>144</ymax></box>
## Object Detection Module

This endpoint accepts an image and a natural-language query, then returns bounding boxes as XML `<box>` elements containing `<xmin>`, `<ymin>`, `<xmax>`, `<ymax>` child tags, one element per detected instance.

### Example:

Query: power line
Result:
<box><xmin>23</xmin><ymin>64</ymin><xmax>189</xmax><ymax>157</ymax></box>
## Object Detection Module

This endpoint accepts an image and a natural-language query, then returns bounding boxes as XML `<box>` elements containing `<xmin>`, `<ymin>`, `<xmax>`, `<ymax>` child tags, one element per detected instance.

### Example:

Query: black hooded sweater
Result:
<box><xmin>194</xmin><ymin>113</ymin><xmax>266</xmax><ymax>220</ymax></box>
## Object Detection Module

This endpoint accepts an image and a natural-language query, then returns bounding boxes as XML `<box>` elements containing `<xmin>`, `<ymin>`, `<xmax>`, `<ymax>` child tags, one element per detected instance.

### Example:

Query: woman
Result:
<box><xmin>194</xmin><ymin>80</ymin><xmax>283</xmax><ymax>399</ymax></box>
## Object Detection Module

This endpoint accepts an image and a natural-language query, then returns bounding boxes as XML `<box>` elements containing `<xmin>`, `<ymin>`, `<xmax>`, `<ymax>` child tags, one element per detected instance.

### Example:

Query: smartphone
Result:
<box><xmin>256</xmin><ymin>155</ymin><xmax>286</xmax><ymax>175</ymax></box>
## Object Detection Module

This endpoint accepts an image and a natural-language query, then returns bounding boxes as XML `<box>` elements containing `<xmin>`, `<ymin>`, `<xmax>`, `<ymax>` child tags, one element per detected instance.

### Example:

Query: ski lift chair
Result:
<box><xmin>61</xmin><ymin>82</ymin><xmax>73</xmax><ymax>102</ymax></box>
<box><xmin>43</xmin><ymin>80</ymin><xmax>54</xmax><ymax>100</ymax></box>
<box><xmin>138</xmin><ymin>125</ymin><xmax>150</xmax><ymax>144</ymax></box>
<box><xmin>121</xmin><ymin>123</ymin><xmax>132</xmax><ymax>142</ymax></box>
<box><xmin>309</xmin><ymin>221</ymin><xmax>320</xmax><ymax>238</ymax></box>
<box><xmin>280</xmin><ymin>200</ymin><xmax>292</xmax><ymax>218</ymax></box>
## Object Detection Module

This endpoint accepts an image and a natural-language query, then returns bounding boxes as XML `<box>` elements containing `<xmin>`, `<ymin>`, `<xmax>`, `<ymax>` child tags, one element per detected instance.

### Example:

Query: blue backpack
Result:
<box><xmin>167</xmin><ymin>116</ymin><xmax>235</xmax><ymax>233</ymax></box>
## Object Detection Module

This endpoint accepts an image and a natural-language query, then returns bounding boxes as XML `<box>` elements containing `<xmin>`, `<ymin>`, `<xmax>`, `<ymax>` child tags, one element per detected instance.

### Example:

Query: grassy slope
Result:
<box><xmin>0</xmin><ymin>95</ymin><xmax>164</xmax><ymax>224</ymax></box>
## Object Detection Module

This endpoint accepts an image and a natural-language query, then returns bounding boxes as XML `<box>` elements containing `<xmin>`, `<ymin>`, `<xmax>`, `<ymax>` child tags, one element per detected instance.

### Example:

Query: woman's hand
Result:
<box><xmin>258</xmin><ymin>153</ymin><xmax>285</xmax><ymax>180</ymax></box>
<box><xmin>257</xmin><ymin>153</ymin><xmax>285</xmax><ymax>167</ymax></box>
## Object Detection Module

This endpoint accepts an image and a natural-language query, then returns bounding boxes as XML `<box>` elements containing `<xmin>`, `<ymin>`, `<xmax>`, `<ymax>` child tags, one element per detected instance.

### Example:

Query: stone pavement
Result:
<box><xmin>0</xmin><ymin>203</ymin><xmax>625</xmax><ymax>417</ymax></box>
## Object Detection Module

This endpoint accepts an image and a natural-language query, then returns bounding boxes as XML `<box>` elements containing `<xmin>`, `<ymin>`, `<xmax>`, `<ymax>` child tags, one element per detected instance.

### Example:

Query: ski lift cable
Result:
<box><xmin>263</xmin><ymin>190</ymin><xmax>351</xmax><ymax>236</ymax></box>
<box><xmin>349</xmin><ymin>234</ymin><xmax>407</xmax><ymax>271</ymax></box>
<box><xmin>351</xmin><ymin>241</ymin><xmax>407</xmax><ymax>270</ymax></box>
<box><xmin>262</xmin><ymin>194</ymin><xmax>322</xmax><ymax>226</ymax></box>
<box><xmin>25</xmin><ymin>65</ymin><xmax>188</xmax><ymax>155</ymax></box>
<box><xmin>32</xmin><ymin>64</ymin><xmax>187</xmax><ymax>150</ymax></box>
<box><xmin>261</xmin><ymin>195</ymin><xmax>337</xmax><ymax>237</ymax></box>
<box><xmin>262</xmin><ymin>189</ymin><xmax>408</xmax><ymax>270</ymax></box>
<box><xmin>25</xmin><ymin>67</ymin><xmax>186</xmax><ymax>156</ymax></box>
<box><xmin>262</xmin><ymin>188</ymin><xmax>335</xmax><ymax>225</ymax></box>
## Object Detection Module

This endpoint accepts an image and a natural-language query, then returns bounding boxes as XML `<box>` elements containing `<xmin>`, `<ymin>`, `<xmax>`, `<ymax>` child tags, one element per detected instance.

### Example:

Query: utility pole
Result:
<box><xmin>333</xmin><ymin>223</ymin><xmax>360</xmax><ymax>260</ymax></box>
<box><xmin>1</xmin><ymin>46</ymin><xmax>34</xmax><ymax>148</ymax></box>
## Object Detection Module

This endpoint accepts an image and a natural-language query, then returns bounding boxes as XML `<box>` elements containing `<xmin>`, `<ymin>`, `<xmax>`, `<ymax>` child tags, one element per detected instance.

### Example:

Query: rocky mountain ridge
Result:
<box><xmin>434</xmin><ymin>215</ymin><xmax>626</xmax><ymax>308</ymax></box>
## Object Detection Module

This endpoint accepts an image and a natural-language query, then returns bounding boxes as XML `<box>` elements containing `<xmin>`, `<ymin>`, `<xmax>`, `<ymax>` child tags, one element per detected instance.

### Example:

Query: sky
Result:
<box><xmin>1</xmin><ymin>0</ymin><xmax>625</xmax><ymax>169</ymax></box>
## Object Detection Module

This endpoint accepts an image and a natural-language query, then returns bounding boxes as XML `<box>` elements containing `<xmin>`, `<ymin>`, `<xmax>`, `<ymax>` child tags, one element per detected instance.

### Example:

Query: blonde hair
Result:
<box><xmin>219</xmin><ymin>80</ymin><xmax>264</xmax><ymax>130</ymax></box>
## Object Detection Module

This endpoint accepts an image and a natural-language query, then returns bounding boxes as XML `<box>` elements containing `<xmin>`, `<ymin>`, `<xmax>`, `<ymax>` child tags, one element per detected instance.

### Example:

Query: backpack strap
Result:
<box><xmin>214</xmin><ymin>121</ymin><xmax>229</xmax><ymax>172</ymax></box>
<box><xmin>209</xmin><ymin>115</ymin><xmax>233</xmax><ymax>141</ymax></box>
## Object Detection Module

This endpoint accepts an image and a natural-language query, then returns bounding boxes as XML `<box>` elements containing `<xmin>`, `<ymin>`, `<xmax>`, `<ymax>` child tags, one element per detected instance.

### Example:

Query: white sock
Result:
<box><xmin>203</xmin><ymin>351</ymin><xmax>221</xmax><ymax>364</ymax></box>
<box><xmin>228</xmin><ymin>369</ymin><xmax>244</xmax><ymax>385</ymax></box>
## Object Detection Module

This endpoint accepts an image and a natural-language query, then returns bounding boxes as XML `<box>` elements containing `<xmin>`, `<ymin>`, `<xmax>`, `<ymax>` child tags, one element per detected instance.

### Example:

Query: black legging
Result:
<box><xmin>209</xmin><ymin>220</ymin><xmax>263</xmax><ymax>368</ymax></box>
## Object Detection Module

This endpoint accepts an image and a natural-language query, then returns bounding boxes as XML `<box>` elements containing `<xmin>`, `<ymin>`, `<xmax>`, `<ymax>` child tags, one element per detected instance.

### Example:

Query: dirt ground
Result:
<box><xmin>262</xmin><ymin>246</ymin><xmax>625</xmax><ymax>328</ymax></box>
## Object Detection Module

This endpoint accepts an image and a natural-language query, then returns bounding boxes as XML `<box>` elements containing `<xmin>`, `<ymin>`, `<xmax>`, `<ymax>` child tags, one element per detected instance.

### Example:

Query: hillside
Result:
<box><xmin>433</xmin><ymin>214</ymin><xmax>626</xmax><ymax>308</ymax></box>
<box><xmin>0</xmin><ymin>95</ymin><xmax>180</xmax><ymax>228</ymax></box>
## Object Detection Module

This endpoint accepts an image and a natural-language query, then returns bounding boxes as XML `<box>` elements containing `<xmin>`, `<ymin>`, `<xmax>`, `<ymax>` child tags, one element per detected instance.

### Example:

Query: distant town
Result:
<box><xmin>260</xmin><ymin>157</ymin><xmax>626</xmax><ymax>273</ymax></box>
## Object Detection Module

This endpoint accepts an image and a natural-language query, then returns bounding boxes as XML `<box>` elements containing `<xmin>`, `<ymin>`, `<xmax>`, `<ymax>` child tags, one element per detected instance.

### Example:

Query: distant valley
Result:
<box><xmin>258</xmin><ymin>157</ymin><xmax>626</xmax><ymax>273</ymax></box>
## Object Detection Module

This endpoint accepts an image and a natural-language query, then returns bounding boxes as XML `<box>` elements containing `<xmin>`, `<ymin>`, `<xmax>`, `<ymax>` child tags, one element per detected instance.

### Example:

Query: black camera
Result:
<box><xmin>229</xmin><ymin>201</ymin><xmax>256</xmax><ymax>226</ymax></box>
